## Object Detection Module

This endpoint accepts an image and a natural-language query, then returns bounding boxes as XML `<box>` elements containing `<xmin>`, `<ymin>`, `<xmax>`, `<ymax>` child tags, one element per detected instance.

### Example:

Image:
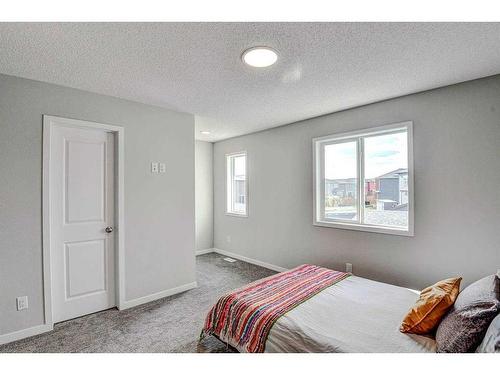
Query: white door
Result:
<box><xmin>50</xmin><ymin>122</ymin><xmax>115</xmax><ymax>323</ymax></box>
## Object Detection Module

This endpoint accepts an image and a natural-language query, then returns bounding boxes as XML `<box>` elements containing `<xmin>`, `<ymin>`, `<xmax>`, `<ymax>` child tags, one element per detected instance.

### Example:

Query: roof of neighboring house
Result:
<box><xmin>376</xmin><ymin>168</ymin><xmax>408</xmax><ymax>179</ymax></box>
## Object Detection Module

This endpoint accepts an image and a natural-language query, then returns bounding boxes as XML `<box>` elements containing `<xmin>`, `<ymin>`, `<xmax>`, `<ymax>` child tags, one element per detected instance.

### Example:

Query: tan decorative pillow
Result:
<box><xmin>400</xmin><ymin>277</ymin><xmax>462</xmax><ymax>334</ymax></box>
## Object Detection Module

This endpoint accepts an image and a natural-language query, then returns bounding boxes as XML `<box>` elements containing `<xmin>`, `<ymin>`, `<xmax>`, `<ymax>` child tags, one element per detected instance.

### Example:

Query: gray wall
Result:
<box><xmin>214</xmin><ymin>75</ymin><xmax>500</xmax><ymax>290</ymax></box>
<box><xmin>195</xmin><ymin>140</ymin><xmax>214</xmax><ymax>250</ymax></box>
<box><xmin>0</xmin><ymin>74</ymin><xmax>196</xmax><ymax>335</ymax></box>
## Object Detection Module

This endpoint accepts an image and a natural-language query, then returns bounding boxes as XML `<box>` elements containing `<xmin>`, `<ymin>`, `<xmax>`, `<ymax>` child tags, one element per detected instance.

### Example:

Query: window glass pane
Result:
<box><xmin>364</xmin><ymin>131</ymin><xmax>408</xmax><ymax>228</ymax></box>
<box><xmin>231</xmin><ymin>155</ymin><xmax>246</xmax><ymax>214</ymax></box>
<box><xmin>324</xmin><ymin>141</ymin><xmax>358</xmax><ymax>221</ymax></box>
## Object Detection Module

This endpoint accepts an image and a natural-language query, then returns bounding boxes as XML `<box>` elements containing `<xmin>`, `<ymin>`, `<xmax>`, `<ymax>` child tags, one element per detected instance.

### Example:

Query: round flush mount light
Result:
<box><xmin>200</xmin><ymin>130</ymin><xmax>211</xmax><ymax>135</ymax></box>
<box><xmin>242</xmin><ymin>47</ymin><xmax>278</xmax><ymax>68</ymax></box>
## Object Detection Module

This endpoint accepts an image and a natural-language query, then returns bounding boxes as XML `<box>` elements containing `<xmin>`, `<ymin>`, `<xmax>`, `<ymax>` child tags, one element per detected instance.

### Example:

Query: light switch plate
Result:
<box><xmin>159</xmin><ymin>163</ymin><xmax>166</xmax><ymax>173</ymax></box>
<box><xmin>17</xmin><ymin>296</ymin><xmax>28</xmax><ymax>311</ymax></box>
<box><xmin>345</xmin><ymin>263</ymin><xmax>353</xmax><ymax>273</ymax></box>
<box><xmin>151</xmin><ymin>162</ymin><xmax>159</xmax><ymax>173</ymax></box>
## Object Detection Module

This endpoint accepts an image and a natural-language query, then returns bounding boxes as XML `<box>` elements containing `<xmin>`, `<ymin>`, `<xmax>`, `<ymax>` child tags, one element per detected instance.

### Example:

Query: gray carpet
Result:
<box><xmin>0</xmin><ymin>253</ymin><xmax>275</xmax><ymax>353</ymax></box>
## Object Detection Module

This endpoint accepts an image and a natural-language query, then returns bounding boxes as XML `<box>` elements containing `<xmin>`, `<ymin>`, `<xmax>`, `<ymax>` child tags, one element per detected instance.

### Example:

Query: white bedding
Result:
<box><xmin>265</xmin><ymin>275</ymin><xmax>436</xmax><ymax>353</ymax></box>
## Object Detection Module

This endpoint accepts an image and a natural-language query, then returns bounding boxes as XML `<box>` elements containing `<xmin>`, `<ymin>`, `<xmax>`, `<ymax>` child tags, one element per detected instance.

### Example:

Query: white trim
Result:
<box><xmin>42</xmin><ymin>122</ymin><xmax>53</xmax><ymax>328</ymax></box>
<box><xmin>313</xmin><ymin>121</ymin><xmax>414</xmax><ymax>237</ymax></box>
<box><xmin>225</xmin><ymin>212</ymin><xmax>249</xmax><ymax>218</ymax></box>
<box><xmin>225</xmin><ymin>151</ymin><xmax>248</xmax><ymax>217</ymax></box>
<box><xmin>42</xmin><ymin>115</ymin><xmax>126</xmax><ymax>326</ymax></box>
<box><xmin>358</xmin><ymin>137</ymin><xmax>365</xmax><ymax>224</ymax></box>
<box><xmin>115</xmin><ymin>128</ymin><xmax>126</xmax><ymax>309</ymax></box>
<box><xmin>406</xmin><ymin>122</ymin><xmax>415</xmax><ymax>237</ymax></box>
<box><xmin>120</xmin><ymin>282</ymin><xmax>198</xmax><ymax>310</ymax></box>
<box><xmin>213</xmin><ymin>248</ymin><xmax>288</xmax><ymax>273</ymax></box>
<box><xmin>313</xmin><ymin>220</ymin><xmax>413</xmax><ymax>236</ymax></box>
<box><xmin>195</xmin><ymin>248</ymin><xmax>215</xmax><ymax>256</ymax></box>
<box><xmin>312</xmin><ymin>121</ymin><xmax>411</xmax><ymax>143</ymax></box>
<box><xmin>0</xmin><ymin>323</ymin><xmax>53</xmax><ymax>346</ymax></box>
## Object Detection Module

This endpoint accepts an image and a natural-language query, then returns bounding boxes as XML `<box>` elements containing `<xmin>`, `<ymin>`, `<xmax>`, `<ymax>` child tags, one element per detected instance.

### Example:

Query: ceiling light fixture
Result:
<box><xmin>200</xmin><ymin>130</ymin><xmax>211</xmax><ymax>135</ymax></box>
<box><xmin>242</xmin><ymin>47</ymin><xmax>278</xmax><ymax>68</ymax></box>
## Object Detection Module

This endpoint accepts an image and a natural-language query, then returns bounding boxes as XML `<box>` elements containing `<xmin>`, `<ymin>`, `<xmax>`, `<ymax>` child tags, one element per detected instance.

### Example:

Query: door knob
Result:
<box><xmin>105</xmin><ymin>226</ymin><xmax>114</xmax><ymax>233</ymax></box>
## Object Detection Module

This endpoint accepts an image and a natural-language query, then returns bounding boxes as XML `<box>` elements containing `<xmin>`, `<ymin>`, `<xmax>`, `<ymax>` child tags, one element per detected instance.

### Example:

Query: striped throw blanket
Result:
<box><xmin>201</xmin><ymin>264</ymin><xmax>349</xmax><ymax>353</ymax></box>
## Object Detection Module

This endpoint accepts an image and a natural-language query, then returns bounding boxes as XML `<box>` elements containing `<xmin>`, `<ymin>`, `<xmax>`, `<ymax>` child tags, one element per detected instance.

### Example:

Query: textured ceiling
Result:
<box><xmin>1</xmin><ymin>23</ymin><xmax>500</xmax><ymax>141</ymax></box>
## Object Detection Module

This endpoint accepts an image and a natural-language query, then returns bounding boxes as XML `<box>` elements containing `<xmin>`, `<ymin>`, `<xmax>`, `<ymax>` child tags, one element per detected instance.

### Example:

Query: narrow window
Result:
<box><xmin>313</xmin><ymin>122</ymin><xmax>413</xmax><ymax>236</ymax></box>
<box><xmin>226</xmin><ymin>152</ymin><xmax>248</xmax><ymax>216</ymax></box>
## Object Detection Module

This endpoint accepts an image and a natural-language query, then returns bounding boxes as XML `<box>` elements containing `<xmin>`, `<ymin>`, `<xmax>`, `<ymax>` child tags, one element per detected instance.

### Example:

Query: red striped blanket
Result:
<box><xmin>201</xmin><ymin>264</ymin><xmax>349</xmax><ymax>353</ymax></box>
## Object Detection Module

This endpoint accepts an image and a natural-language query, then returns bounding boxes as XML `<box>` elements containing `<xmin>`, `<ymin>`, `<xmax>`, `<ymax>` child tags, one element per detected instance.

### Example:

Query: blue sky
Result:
<box><xmin>325</xmin><ymin>131</ymin><xmax>407</xmax><ymax>179</ymax></box>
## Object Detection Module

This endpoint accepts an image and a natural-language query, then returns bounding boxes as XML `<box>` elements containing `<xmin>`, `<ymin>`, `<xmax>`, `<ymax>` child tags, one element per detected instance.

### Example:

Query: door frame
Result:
<box><xmin>42</xmin><ymin>115</ymin><xmax>126</xmax><ymax>327</ymax></box>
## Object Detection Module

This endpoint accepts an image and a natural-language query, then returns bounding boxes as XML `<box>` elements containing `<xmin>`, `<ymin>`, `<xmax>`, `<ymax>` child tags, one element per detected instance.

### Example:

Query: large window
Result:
<box><xmin>313</xmin><ymin>122</ymin><xmax>413</xmax><ymax>236</ymax></box>
<box><xmin>226</xmin><ymin>151</ymin><xmax>248</xmax><ymax>216</ymax></box>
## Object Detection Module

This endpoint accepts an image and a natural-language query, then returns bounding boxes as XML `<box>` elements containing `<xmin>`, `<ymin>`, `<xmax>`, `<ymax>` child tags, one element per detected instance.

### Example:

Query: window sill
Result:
<box><xmin>225</xmin><ymin>212</ymin><xmax>248</xmax><ymax>218</ymax></box>
<box><xmin>313</xmin><ymin>219</ymin><xmax>414</xmax><ymax>237</ymax></box>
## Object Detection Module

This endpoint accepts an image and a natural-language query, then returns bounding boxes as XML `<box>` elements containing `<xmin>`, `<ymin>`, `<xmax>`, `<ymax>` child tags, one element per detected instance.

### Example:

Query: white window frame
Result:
<box><xmin>225</xmin><ymin>151</ymin><xmax>248</xmax><ymax>217</ymax></box>
<box><xmin>313</xmin><ymin>121</ymin><xmax>414</xmax><ymax>236</ymax></box>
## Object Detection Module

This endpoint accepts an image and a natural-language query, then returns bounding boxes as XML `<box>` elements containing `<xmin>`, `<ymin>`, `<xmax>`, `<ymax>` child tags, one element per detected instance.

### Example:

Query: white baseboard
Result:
<box><xmin>0</xmin><ymin>323</ymin><xmax>53</xmax><ymax>346</ymax></box>
<box><xmin>213</xmin><ymin>248</ymin><xmax>288</xmax><ymax>273</ymax></box>
<box><xmin>119</xmin><ymin>281</ymin><xmax>198</xmax><ymax>310</ymax></box>
<box><xmin>195</xmin><ymin>248</ymin><xmax>214</xmax><ymax>256</ymax></box>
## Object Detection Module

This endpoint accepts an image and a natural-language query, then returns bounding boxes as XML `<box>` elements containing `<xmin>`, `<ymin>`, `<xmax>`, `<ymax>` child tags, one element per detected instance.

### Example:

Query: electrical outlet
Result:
<box><xmin>151</xmin><ymin>162</ymin><xmax>159</xmax><ymax>173</ymax></box>
<box><xmin>16</xmin><ymin>296</ymin><xmax>28</xmax><ymax>311</ymax></box>
<box><xmin>226</xmin><ymin>235</ymin><xmax>231</xmax><ymax>243</ymax></box>
<box><xmin>159</xmin><ymin>163</ymin><xmax>166</xmax><ymax>173</ymax></box>
<box><xmin>345</xmin><ymin>263</ymin><xmax>353</xmax><ymax>273</ymax></box>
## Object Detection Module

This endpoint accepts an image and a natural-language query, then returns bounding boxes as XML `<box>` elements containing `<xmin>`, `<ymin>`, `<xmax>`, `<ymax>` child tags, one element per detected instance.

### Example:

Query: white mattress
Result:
<box><xmin>264</xmin><ymin>275</ymin><xmax>437</xmax><ymax>353</ymax></box>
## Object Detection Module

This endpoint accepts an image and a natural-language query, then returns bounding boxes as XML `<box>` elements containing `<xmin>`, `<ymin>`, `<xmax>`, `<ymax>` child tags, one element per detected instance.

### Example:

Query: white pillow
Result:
<box><xmin>476</xmin><ymin>314</ymin><xmax>500</xmax><ymax>353</ymax></box>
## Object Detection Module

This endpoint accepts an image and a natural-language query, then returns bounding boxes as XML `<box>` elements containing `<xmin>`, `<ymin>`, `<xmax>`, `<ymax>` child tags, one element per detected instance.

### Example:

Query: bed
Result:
<box><xmin>201</xmin><ymin>264</ymin><xmax>436</xmax><ymax>353</ymax></box>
